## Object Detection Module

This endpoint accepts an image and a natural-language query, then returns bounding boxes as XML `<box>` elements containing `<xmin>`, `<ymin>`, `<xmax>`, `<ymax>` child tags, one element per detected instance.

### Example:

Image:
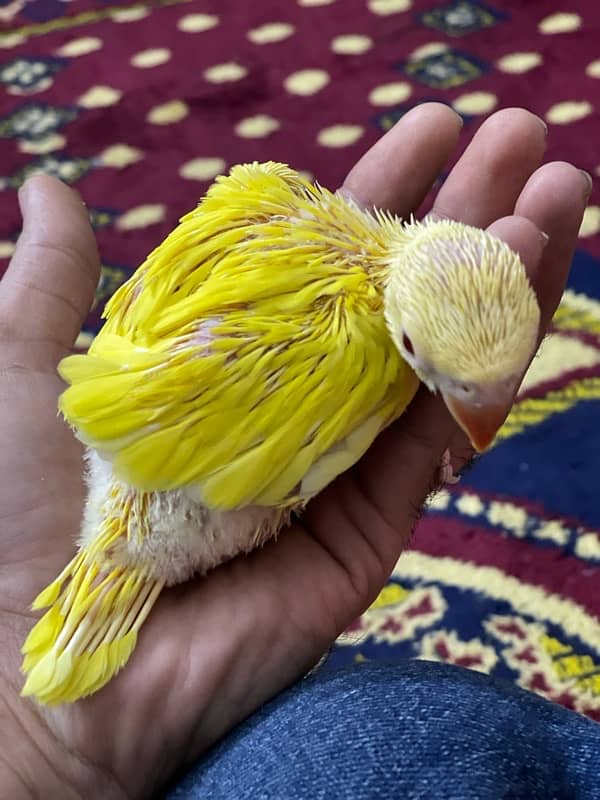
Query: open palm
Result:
<box><xmin>0</xmin><ymin>104</ymin><xmax>589</xmax><ymax>799</ymax></box>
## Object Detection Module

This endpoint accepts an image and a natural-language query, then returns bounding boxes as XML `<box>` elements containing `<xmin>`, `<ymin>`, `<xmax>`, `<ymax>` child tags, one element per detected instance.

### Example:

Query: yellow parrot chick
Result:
<box><xmin>21</xmin><ymin>162</ymin><xmax>540</xmax><ymax>704</ymax></box>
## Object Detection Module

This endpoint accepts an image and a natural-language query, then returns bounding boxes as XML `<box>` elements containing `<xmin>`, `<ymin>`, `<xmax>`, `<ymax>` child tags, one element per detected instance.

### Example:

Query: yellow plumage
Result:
<box><xmin>21</xmin><ymin>161</ymin><xmax>540</xmax><ymax>704</ymax></box>
<box><xmin>60</xmin><ymin>162</ymin><xmax>415</xmax><ymax>506</ymax></box>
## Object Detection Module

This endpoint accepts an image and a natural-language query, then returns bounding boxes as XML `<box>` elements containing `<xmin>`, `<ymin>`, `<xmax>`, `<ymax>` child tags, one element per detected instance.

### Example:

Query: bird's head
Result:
<box><xmin>383</xmin><ymin>219</ymin><xmax>540</xmax><ymax>452</ymax></box>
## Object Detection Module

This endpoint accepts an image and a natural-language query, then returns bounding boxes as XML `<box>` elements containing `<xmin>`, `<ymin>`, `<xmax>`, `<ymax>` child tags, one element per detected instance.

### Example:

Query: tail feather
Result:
<box><xmin>21</xmin><ymin>546</ymin><xmax>163</xmax><ymax>705</ymax></box>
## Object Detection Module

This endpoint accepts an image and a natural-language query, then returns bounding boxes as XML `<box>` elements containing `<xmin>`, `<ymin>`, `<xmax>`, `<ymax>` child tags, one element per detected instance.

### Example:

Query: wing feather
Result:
<box><xmin>59</xmin><ymin>163</ymin><xmax>417</xmax><ymax>509</ymax></box>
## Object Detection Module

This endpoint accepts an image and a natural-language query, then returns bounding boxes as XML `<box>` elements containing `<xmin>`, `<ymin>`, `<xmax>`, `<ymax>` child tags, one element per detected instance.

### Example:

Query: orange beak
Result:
<box><xmin>442</xmin><ymin>392</ymin><xmax>511</xmax><ymax>453</ymax></box>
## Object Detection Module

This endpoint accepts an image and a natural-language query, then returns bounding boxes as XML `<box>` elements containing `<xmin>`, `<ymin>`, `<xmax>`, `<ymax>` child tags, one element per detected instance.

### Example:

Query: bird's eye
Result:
<box><xmin>402</xmin><ymin>333</ymin><xmax>414</xmax><ymax>355</ymax></box>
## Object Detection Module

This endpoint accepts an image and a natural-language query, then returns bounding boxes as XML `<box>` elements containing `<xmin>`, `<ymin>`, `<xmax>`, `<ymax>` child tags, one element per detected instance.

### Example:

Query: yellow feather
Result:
<box><xmin>21</xmin><ymin>508</ymin><xmax>163</xmax><ymax>705</ymax></box>
<box><xmin>21</xmin><ymin>604</ymin><xmax>64</xmax><ymax>658</ymax></box>
<box><xmin>30</xmin><ymin>577</ymin><xmax>65</xmax><ymax>611</ymax></box>
<box><xmin>22</xmin><ymin>650</ymin><xmax>61</xmax><ymax>699</ymax></box>
<box><xmin>83</xmin><ymin>645</ymin><xmax>109</xmax><ymax>695</ymax></box>
<box><xmin>298</xmin><ymin>410</ymin><xmax>390</xmax><ymax>499</ymax></box>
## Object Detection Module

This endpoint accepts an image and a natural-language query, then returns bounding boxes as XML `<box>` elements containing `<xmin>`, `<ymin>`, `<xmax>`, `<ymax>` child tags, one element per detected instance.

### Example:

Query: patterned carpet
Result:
<box><xmin>1</xmin><ymin>0</ymin><xmax>600</xmax><ymax>718</ymax></box>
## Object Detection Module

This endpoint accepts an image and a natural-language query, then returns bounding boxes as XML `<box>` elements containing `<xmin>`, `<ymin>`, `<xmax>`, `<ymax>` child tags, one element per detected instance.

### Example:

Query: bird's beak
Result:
<box><xmin>441</xmin><ymin>385</ymin><xmax>516</xmax><ymax>453</ymax></box>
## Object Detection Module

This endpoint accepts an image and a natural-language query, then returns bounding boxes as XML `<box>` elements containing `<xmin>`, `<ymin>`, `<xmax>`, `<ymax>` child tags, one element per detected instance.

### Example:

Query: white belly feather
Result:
<box><xmin>80</xmin><ymin>449</ymin><xmax>289</xmax><ymax>585</ymax></box>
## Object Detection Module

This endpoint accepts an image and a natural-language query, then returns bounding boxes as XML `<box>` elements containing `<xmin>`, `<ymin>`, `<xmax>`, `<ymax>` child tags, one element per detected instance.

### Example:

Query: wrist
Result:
<box><xmin>0</xmin><ymin>710</ymin><xmax>75</xmax><ymax>799</ymax></box>
<box><xmin>0</xmin><ymin>758</ymin><xmax>79</xmax><ymax>800</ymax></box>
<box><xmin>0</xmin><ymin>674</ymin><xmax>123</xmax><ymax>800</ymax></box>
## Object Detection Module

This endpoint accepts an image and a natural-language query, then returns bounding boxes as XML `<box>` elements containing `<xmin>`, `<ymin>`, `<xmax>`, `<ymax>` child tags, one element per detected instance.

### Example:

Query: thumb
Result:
<box><xmin>0</xmin><ymin>175</ymin><xmax>100</xmax><ymax>355</ymax></box>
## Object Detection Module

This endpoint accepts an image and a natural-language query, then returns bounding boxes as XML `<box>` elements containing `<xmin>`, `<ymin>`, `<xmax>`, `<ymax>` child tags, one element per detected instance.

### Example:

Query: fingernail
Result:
<box><xmin>580</xmin><ymin>169</ymin><xmax>593</xmax><ymax>199</ymax></box>
<box><xmin>16</xmin><ymin>183</ymin><xmax>32</xmax><ymax>218</ymax></box>
<box><xmin>453</xmin><ymin>109</ymin><xmax>465</xmax><ymax>128</ymax></box>
<box><xmin>537</xmin><ymin>116</ymin><xmax>548</xmax><ymax>136</ymax></box>
<box><xmin>17</xmin><ymin>172</ymin><xmax>43</xmax><ymax>208</ymax></box>
<box><xmin>540</xmin><ymin>230</ymin><xmax>550</xmax><ymax>247</ymax></box>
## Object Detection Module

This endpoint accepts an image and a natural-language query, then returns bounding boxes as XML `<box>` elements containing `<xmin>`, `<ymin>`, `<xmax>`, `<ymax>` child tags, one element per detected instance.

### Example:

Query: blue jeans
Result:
<box><xmin>167</xmin><ymin>660</ymin><xmax>600</xmax><ymax>799</ymax></box>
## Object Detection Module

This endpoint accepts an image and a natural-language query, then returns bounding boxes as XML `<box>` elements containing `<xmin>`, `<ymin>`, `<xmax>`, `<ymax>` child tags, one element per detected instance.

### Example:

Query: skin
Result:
<box><xmin>0</xmin><ymin>104</ymin><xmax>590</xmax><ymax>798</ymax></box>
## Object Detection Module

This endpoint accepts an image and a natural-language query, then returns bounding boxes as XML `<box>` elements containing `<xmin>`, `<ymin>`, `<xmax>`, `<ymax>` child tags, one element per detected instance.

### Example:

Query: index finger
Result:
<box><xmin>342</xmin><ymin>102</ymin><xmax>462</xmax><ymax>215</ymax></box>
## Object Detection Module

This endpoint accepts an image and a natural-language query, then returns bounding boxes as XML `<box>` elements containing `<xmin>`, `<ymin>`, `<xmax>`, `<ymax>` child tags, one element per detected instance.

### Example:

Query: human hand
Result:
<box><xmin>0</xmin><ymin>104</ymin><xmax>589</xmax><ymax>798</ymax></box>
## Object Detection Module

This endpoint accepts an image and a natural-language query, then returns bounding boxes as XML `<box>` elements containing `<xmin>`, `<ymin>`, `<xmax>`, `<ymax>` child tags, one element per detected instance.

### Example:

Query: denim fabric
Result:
<box><xmin>167</xmin><ymin>660</ymin><xmax>600</xmax><ymax>799</ymax></box>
